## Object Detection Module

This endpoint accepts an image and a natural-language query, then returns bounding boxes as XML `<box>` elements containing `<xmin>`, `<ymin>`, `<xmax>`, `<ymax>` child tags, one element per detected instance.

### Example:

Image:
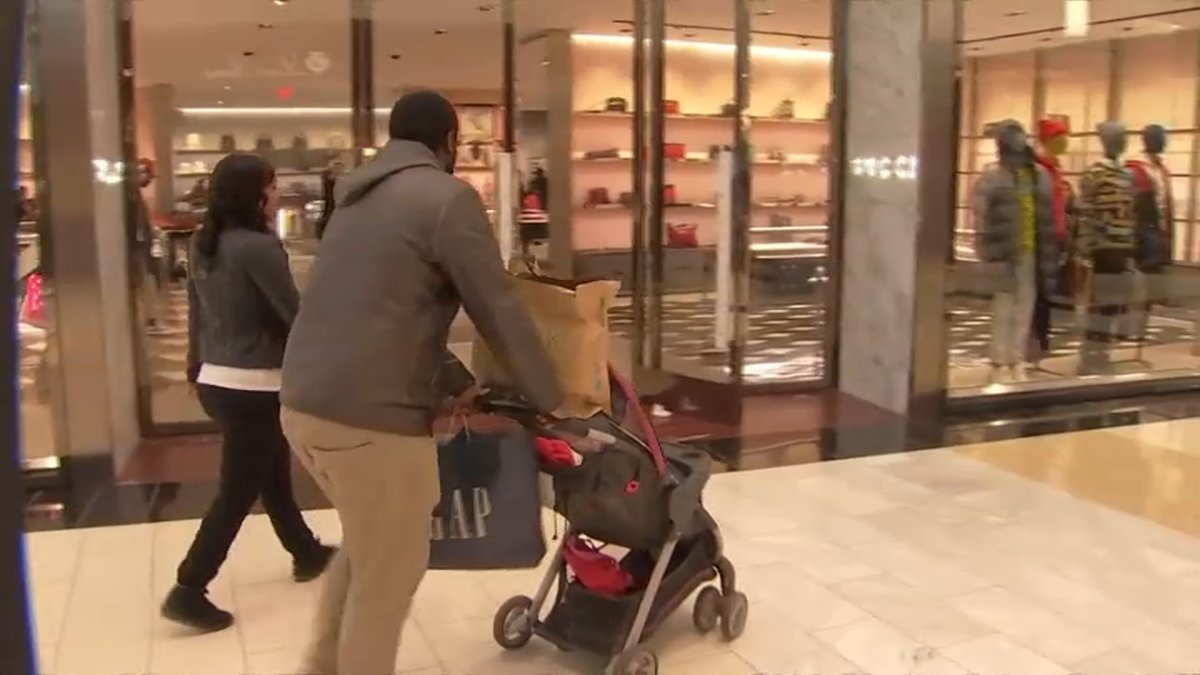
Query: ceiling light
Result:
<box><xmin>273</xmin><ymin>0</ymin><xmax>289</xmax><ymax>6</ymax></box>
<box><xmin>19</xmin><ymin>83</ymin><xmax>29</xmax><ymax>93</ymax></box>
<box><xmin>571</xmin><ymin>33</ymin><xmax>830</xmax><ymax>61</ymax></box>
<box><xmin>389</xmin><ymin>53</ymin><xmax>401</xmax><ymax>60</ymax></box>
<box><xmin>242</xmin><ymin>51</ymin><xmax>256</xmax><ymax>57</ymax></box>
<box><xmin>1064</xmin><ymin>0</ymin><xmax>1089</xmax><ymax>37</ymax></box>
<box><xmin>257</xmin><ymin>23</ymin><xmax>274</xmax><ymax>29</ymax></box>
<box><xmin>222</xmin><ymin>85</ymin><xmax>232</xmax><ymax>91</ymax></box>
<box><xmin>434</xmin><ymin>29</ymin><xmax>448</xmax><ymax>35</ymax></box>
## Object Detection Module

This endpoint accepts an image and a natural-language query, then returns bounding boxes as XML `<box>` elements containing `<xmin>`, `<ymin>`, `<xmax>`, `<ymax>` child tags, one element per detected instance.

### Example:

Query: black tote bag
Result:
<box><xmin>428</xmin><ymin>428</ymin><xmax>546</xmax><ymax>570</ymax></box>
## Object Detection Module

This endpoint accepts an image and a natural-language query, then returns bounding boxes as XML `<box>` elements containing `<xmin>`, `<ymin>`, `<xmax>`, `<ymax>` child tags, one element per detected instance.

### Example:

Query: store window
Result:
<box><xmin>951</xmin><ymin>0</ymin><xmax>1200</xmax><ymax>396</ymax></box>
<box><xmin>15</xmin><ymin>11</ymin><xmax>59</xmax><ymax>467</ymax></box>
<box><xmin>130</xmin><ymin>2</ymin><xmax>353</xmax><ymax>426</ymax></box>
<box><xmin>537</xmin><ymin>1</ymin><xmax>834</xmax><ymax>386</ymax></box>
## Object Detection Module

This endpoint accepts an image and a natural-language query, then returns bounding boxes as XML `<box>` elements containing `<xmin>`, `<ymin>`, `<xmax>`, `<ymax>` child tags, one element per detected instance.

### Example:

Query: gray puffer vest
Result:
<box><xmin>972</xmin><ymin>160</ymin><xmax>1061</xmax><ymax>294</ymax></box>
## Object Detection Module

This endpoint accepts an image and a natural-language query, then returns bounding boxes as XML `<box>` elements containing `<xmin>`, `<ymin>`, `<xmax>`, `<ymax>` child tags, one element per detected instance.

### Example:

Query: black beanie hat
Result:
<box><xmin>388</xmin><ymin>90</ymin><xmax>459</xmax><ymax>153</ymax></box>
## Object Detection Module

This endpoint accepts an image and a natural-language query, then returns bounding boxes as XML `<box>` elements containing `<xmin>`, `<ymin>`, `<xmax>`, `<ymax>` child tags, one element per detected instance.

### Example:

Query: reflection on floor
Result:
<box><xmin>27</xmin><ymin>420</ymin><xmax>1200</xmax><ymax>675</ymax></box>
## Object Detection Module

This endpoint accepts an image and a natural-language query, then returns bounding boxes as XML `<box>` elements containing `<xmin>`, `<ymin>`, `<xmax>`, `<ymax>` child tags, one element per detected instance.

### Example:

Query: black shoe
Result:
<box><xmin>161</xmin><ymin>584</ymin><xmax>234</xmax><ymax>633</ymax></box>
<box><xmin>293</xmin><ymin>544</ymin><xmax>337</xmax><ymax>583</ymax></box>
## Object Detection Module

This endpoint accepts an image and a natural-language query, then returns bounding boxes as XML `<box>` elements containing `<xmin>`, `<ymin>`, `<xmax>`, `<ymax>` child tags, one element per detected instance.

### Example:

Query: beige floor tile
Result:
<box><xmin>948</xmin><ymin>587</ymin><xmax>1108</xmax><ymax>664</ymax></box>
<box><xmin>939</xmin><ymin>634</ymin><xmax>1072</xmax><ymax>675</ymax></box>
<box><xmin>1070</xmin><ymin>648</ymin><xmax>1181</xmax><ymax>675</ymax></box>
<box><xmin>815</xmin><ymin>616</ymin><xmax>965</xmax><ymax>675</ymax></box>
<box><xmin>847</xmin><ymin>539</ymin><xmax>989</xmax><ymax>597</ymax></box>
<box><xmin>730</xmin><ymin>601</ymin><xmax>859</xmax><ymax>675</ymax></box>
<box><xmin>747</xmin><ymin>531</ymin><xmax>879</xmax><ymax>584</ymax></box>
<box><xmin>832</xmin><ymin>575</ymin><xmax>989</xmax><ymax>649</ymax></box>
<box><xmin>737</xmin><ymin>561</ymin><xmax>868</xmax><ymax>631</ymax></box>
<box><xmin>149</xmin><ymin>625</ymin><xmax>245</xmax><ymax>675</ymax></box>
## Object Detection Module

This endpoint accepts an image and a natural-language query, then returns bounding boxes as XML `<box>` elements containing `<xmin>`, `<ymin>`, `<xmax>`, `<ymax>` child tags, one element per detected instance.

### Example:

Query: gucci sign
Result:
<box><xmin>850</xmin><ymin>155</ymin><xmax>919</xmax><ymax>181</ymax></box>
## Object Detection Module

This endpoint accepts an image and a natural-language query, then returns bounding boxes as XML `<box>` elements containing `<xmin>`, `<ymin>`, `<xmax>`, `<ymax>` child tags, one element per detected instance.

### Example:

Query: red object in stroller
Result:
<box><xmin>480</xmin><ymin>367</ymin><xmax>747</xmax><ymax>675</ymax></box>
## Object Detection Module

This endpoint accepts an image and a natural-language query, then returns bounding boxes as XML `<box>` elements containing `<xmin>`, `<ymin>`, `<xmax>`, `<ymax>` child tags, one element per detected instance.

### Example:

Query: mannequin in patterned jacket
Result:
<box><xmin>1076</xmin><ymin>121</ymin><xmax>1138</xmax><ymax>374</ymax></box>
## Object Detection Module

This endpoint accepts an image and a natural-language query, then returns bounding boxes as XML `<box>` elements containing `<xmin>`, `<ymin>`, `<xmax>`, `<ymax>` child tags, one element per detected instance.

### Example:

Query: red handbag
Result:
<box><xmin>563</xmin><ymin>535</ymin><xmax>633</xmax><ymax>596</ymax></box>
<box><xmin>662</xmin><ymin>184</ymin><xmax>677</xmax><ymax>205</ymax></box>
<box><xmin>20</xmin><ymin>273</ymin><xmax>46</xmax><ymax>327</ymax></box>
<box><xmin>667</xmin><ymin>223</ymin><xmax>698</xmax><ymax>248</ymax></box>
<box><xmin>663</xmin><ymin>100</ymin><xmax>680</xmax><ymax>115</ymax></box>
<box><xmin>664</xmin><ymin>143</ymin><xmax>686</xmax><ymax>161</ymax></box>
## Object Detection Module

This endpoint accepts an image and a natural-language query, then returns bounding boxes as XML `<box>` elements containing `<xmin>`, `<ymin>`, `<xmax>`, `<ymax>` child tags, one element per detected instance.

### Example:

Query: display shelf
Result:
<box><xmin>575</xmin><ymin>110</ymin><xmax>827</xmax><ymax>126</ymax></box>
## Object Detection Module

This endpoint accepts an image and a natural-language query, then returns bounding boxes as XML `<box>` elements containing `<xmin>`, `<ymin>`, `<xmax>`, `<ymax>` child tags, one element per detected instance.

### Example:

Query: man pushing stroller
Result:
<box><xmin>280</xmin><ymin>90</ymin><xmax>562</xmax><ymax>675</ymax></box>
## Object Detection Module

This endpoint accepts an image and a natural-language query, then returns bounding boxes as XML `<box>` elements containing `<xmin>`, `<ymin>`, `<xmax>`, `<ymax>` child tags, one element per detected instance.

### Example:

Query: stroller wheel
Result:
<box><xmin>609</xmin><ymin>648</ymin><xmax>658</xmax><ymax>675</ymax></box>
<box><xmin>493</xmin><ymin>595</ymin><xmax>534</xmax><ymax>650</ymax></box>
<box><xmin>720</xmin><ymin>591</ymin><xmax>749</xmax><ymax>641</ymax></box>
<box><xmin>692</xmin><ymin>586</ymin><xmax>722</xmax><ymax>634</ymax></box>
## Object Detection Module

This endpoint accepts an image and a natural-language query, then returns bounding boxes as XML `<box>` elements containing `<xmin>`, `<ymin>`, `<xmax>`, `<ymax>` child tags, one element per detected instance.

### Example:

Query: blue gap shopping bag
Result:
<box><xmin>428</xmin><ymin>422</ymin><xmax>546</xmax><ymax>570</ymax></box>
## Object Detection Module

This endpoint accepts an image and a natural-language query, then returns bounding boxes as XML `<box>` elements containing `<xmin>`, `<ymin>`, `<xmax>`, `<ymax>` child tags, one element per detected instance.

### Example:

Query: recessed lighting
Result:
<box><xmin>755</xmin><ymin>9</ymin><xmax>776</xmax><ymax>17</ymax></box>
<box><xmin>540</xmin><ymin>59</ymin><xmax>550</xmax><ymax>66</ymax></box>
<box><xmin>476</xmin><ymin>3</ymin><xmax>495</xmax><ymax>11</ymax></box>
<box><xmin>222</xmin><ymin>85</ymin><xmax>232</xmax><ymax>91</ymax></box>
<box><xmin>257</xmin><ymin>23</ymin><xmax>274</xmax><ymax>29</ymax></box>
<box><xmin>273</xmin><ymin>0</ymin><xmax>288</xmax><ymax>6</ymax></box>
<box><xmin>434</xmin><ymin>28</ymin><xmax>448</xmax><ymax>35</ymax></box>
<box><xmin>389</xmin><ymin>53</ymin><xmax>401</xmax><ymax>60</ymax></box>
<box><xmin>242</xmin><ymin>50</ymin><xmax>256</xmax><ymax>57</ymax></box>
<box><xmin>217</xmin><ymin>99</ymin><xmax>225</xmax><ymax>105</ymax></box>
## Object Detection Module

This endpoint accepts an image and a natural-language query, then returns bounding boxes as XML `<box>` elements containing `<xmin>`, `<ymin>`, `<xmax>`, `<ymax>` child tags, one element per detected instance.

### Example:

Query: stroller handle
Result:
<box><xmin>475</xmin><ymin>389</ymin><xmax>598</xmax><ymax>439</ymax></box>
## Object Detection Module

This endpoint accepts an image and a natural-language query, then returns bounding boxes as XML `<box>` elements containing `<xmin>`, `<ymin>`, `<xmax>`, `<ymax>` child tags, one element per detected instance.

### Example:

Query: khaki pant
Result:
<box><xmin>281</xmin><ymin>407</ymin><xmax>440</xmax><ymax>675</ymax></box>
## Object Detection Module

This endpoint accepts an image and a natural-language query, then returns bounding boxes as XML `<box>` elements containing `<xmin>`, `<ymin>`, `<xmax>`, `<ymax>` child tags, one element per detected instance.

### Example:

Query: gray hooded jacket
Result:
<box><xmin>972</xmin><ymin>154</ymin><xmax>1060</xmax><ymax>293</ymax></box>
<box><xmin>281</xmin><ymin>140</ymin><xmax>562</xmax><ymax>436</ymax></box>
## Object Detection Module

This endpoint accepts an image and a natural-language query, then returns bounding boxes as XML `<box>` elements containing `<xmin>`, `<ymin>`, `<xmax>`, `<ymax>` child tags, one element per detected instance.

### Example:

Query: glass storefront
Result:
<box><xmin>129</xmin><ymin>2</ymin><xmax>353</xmax><ymax>427</ymax></box>
<box><xmin>14</xmin><ymin>4</ymin><xmax>58</xmax><ymax>468</ymax></box>
<box><xmin>950</xmin><ymin>1</ymin><xmax>1200</xmax><ymax>398</ymax></box>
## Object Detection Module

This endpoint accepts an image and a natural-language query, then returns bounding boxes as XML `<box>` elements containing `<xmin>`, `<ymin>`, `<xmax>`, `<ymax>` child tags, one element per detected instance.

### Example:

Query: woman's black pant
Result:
<box><xmin>177</xmin><ymin>384</ymin><xmax>322</xmax><ymax>590</ymax></box>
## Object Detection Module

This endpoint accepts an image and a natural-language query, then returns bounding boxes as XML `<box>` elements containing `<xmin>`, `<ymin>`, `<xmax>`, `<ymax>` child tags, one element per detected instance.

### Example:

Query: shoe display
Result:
<box><xmin>605</xmin><ymin>97</ymin><xmax>629</xmax><ymax>113</ymax></box>
<box><xmin>664</xmin><ymin>99</ymin><xmax>680</xmax><ymax>115</ymax></box>
<box><xmin>772</xmin><ymin>99</ymin><xmax>795</xmax><ymax>119</ymax></box>
<box><xmin>161</xmin><ymin>584</ymin><xmax>234</xmax><ymax>633</ymax></box>
<box><xmin>294</xmin><ymin>544</ymin><xmax>338</xmax><ymax>583</ymax></box>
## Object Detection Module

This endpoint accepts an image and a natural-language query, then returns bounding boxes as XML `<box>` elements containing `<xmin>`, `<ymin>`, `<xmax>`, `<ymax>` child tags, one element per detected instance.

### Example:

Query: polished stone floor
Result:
<box><xmin>25</xmin><ymin>417</ymin><xmax>1200</xmax><ymax>675</ymax></box>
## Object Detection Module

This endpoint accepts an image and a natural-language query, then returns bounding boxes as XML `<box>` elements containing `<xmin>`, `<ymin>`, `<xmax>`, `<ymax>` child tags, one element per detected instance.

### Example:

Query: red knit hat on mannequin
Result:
<box><xmin>1037</xmin><ymin>118</ymin><xmax>1069</xmax><ymax>143</ymax></box>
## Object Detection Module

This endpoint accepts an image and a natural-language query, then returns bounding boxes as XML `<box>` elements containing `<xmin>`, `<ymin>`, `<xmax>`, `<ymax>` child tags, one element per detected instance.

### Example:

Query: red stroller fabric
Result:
<box><xmin>563</xmin><ymin>535</ymin><xmax>633</xmax><ymax>596</ymax></box>
<box><xmin>535</xmin><ymin>436</ymin><xmax>576</xmax><ymax>467</ymax></box>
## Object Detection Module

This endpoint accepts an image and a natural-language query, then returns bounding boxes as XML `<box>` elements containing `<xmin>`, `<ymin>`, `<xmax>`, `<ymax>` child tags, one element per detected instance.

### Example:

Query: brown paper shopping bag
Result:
<box><xmin>473</xmin><ymin>273</ymin><xmax>620</xmax><ymax>419</ymax></box>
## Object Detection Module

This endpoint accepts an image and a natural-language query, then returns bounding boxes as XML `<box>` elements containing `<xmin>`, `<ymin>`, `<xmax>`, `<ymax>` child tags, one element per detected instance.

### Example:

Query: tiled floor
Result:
<box><xmin>26</xmin><ymin>418</ymin><xmax>1200</xmax><ymax>674</ymax></box>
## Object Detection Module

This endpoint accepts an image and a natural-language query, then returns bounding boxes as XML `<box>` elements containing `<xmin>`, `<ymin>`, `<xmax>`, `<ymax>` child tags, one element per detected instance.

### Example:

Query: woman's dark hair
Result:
<box><xmin>195</xmin><ymin>153</ymin><xmax>276</xmax><ymax>260</ymax></box>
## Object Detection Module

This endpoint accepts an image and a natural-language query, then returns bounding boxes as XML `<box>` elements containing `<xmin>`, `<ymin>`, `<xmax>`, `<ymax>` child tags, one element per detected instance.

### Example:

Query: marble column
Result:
<box><xmin>834</xmin><ymin>0</ymin><xmax>960</xmax><ymax>417</ymax></box>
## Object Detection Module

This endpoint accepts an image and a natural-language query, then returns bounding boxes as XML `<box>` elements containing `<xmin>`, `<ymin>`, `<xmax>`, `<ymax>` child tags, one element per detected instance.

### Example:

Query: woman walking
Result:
<box><xmin>163</xmin><ymin>153</ymin><xmax>333</xmax><ymax>632</ymax></box>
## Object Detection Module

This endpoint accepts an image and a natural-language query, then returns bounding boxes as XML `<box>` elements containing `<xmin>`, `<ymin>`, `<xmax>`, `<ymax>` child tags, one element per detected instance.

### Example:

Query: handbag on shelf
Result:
<box><xmin>772</xmin><ymin>99</ymin><xmax>796</xmax><ymax>119</ymax></box>
<box><xmin>255</xmin><ymin>135</ymin><xmax>275</xmax><ymax>154</ymax></box>
<box><xmin>667</xmin><ymin>223</ymin><xmax>699</xmax><ymax>248</ymax></box>
<box><xmin>664</xmin><ymin>143</ymin><xmax>686</xmax><ymax>161</ymax></box>
<box><xmin>663</xmin><ymin>100</ymin><xmax>680</xmax><ymax>115</ymax></box>
<box><xmin>583</xmin><ymin>148</ymin><xmax>621</xmax><ymax>161</ymax></box>
<box><xmin>219</xmin><ymin>135</ymin><xmax>237</xmax><ymax>152</ymax></box>
<box><xmin>605</xmin><ymin>97</ymin><xmax>629</xmax><ymax>113</ymax></box>
<box><xmin>585</xmin><ymin>187</ymin><xmax>612</xmax><ymax>207</ymax></box>
<box><xmin>662</xmin><ymin>184</ymin><xmax>677</xmax><ymax>205</ymax></box>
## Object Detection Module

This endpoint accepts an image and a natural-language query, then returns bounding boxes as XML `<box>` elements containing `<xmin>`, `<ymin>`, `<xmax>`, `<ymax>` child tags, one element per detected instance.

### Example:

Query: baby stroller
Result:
<box><xmin>480</xmin><ymin>367</ymin><xmax>747</xmax><ymax>675</ymax></box>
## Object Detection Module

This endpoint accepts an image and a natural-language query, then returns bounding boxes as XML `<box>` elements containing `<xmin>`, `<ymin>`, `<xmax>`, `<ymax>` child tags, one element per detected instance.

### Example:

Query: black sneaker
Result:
<box><xmin>161</xmin><ymin>584</ymin><xmax>234</xmax><ymax>633</ymax></box>
<box><xmin>293</xmin><ymin>545</ymin><xmax>337</xmax><ymax>583</ymax></box>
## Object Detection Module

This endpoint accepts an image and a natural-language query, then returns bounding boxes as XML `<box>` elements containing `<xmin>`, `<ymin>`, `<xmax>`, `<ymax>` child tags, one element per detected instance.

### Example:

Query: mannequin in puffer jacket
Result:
<box><xmin>972</xmin><ymin>120</ymin><xmax>1060</xmax><ymax>383</ymax></box>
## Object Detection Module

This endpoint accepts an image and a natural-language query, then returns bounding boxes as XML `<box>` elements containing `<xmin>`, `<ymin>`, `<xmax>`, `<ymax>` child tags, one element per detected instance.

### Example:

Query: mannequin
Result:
<box><xmin>1077</xmin><ymin>121</ymin><xmax>1138</xmax><ymax>374</ymax></box>
<box><xmin>1031</xmin><ymin>118</ymin><xmax>1076</xmax><ymax>359</ymax></box>
<box><xmin>1126</xmin><ymin>124</ymin><xmax>1173</xmax><ymax>270</ymax></box>
<box><xmin>973</xmin><ymin>120</ymin><xmax>1059</xmax><ymax>383</ymax></box>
